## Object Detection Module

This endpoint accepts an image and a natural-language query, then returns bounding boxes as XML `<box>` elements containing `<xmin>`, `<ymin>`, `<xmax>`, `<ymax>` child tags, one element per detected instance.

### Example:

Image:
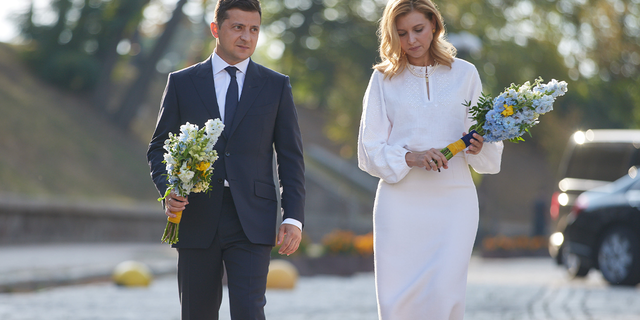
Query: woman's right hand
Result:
<box><xmin>405</xmin><ymin>149</ymin><xmax>448</xmax><ymax>171</ymax></box>
<box><xmin>164</xmin><ymin>192</ymin><xmax>189</xmax><ymax>218</ymax></box>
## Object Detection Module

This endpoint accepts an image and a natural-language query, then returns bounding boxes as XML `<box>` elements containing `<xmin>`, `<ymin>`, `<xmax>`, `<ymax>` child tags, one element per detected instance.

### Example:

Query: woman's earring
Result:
<box><xmin>432</xmin><ymin>29</ymin><xmax>436</xmax><ymax>34</ymax></box>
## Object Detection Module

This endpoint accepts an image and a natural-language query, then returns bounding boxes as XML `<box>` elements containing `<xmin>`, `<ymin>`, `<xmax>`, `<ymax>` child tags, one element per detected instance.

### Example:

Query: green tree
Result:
<box><xmin>19</xmin><ymin>0</ymin><xmax>149</xmax><ymax>92</ymax></box>
<box><xmin>260</xmin><ymin>0</ymin><xmax>640</xmax><ymax>161</ymax></box>
<box><xmin>260</xmin><ymin>0</ymin><xmax>384</xmax><ymax>157</ymax></box>
<box><xmin>114</xmin><ymin>0</ymin><xmax>188</xmax><ymax>129</ymax></box>
<box><xmin>20</xmin><ymin>0</ymin><xmax>101</xmax><ymax>91</ymax></box>
<box><xmin>443</xmin><ymin>0</ymin><xmax>640</xmax><ymax>163</ymax></box>
<box><xmin>18</xmin><ymin>0</ymin><xmax>198</xmax><ymax>131</ymax></box>
<box><xmin>446</xmin><ymin>0</ymin><xmax>640</xmax><ymax>127</ymax></box>
<box><xmin>91</xmin><ymin>0</ymin><xmax>150</xmax><ymax>112</ymax></box>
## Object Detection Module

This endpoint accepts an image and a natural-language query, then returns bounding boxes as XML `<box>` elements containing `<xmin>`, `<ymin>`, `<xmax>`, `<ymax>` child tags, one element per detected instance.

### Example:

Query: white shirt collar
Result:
<box><xmin>212</xmin><ymin>51</ymin><xmax>250</xmax><ymax>76</ymax></box>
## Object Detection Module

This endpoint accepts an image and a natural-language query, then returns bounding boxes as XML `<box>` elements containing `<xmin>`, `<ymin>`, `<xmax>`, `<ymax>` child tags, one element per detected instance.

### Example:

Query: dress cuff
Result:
<box><xmin>282</xmin><ymin>218</ymin><xmax>302</xmax><ymax>231</ymax></box>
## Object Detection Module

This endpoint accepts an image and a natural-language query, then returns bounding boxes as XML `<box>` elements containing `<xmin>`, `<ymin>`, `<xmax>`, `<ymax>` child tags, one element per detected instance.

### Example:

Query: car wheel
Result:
<box><xmin>563</xmin><ymin>250</ymin><xmax>589</xmax><ymax>278</ymax></box>
<box><xmin>598</xmin><ymin>226</ymin><xmax>640</xmax><ymax>286</ymax></box>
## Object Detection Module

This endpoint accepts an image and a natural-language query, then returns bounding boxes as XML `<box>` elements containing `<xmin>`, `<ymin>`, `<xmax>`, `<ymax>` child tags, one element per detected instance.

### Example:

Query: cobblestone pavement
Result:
<box><xmin>465</xmin><ymin>258</ymin><xmax>640</xmax><ymax>320</ymax></box>
<box><xmin>1</xmin><ymin>256</ymin><xmax>640</xmax><ymax>319</ymax></box>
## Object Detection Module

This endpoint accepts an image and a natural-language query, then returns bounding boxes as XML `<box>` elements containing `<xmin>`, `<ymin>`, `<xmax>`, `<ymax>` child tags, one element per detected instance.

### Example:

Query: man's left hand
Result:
<box><xmin>276</xmin><ymin>224</ymin><xmax>302</xmax><ymax>256</ymax></box>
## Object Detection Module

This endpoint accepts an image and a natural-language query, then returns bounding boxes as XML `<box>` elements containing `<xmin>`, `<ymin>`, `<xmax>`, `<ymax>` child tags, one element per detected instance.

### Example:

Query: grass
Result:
<box><xmin>0</xmin><ymin>43</ymin><xmax>159</xmax><ymax>203</ymax></box>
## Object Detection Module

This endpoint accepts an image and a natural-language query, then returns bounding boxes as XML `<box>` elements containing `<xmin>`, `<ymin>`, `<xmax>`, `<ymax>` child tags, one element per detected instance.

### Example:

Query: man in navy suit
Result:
<box><xmin>147</xmin><ymin>0</ymin><xmax>305</xmax><ymax>318</ymax></box>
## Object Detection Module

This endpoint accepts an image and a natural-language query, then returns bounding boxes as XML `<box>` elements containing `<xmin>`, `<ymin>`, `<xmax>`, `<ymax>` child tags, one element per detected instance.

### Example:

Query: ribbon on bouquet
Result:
<box><xmin>440</xmin><ymin>130</ymin><xmax>478</xmax><ymax>160</ymax></box>
<box><xmin>434</xmin><ymin>130</ymin><xmax>478</xmax><ymax>171</ymax></box>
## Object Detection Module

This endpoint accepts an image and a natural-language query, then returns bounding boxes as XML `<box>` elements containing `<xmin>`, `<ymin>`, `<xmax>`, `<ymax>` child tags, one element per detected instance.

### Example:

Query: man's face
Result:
<box><xmin>210</xmin><ymin>8</ymin><xmax>261</xmax><ymax>65</ymax></box>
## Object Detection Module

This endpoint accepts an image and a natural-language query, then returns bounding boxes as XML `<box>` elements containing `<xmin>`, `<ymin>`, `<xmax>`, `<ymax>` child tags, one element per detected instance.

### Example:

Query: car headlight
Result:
<box><xmin>550</xmin><ymin>232</ymin><xmax>564</xmax><ymax>247</ymax></box>
<box><xmin>558</xmin><ymin>193</ymin><xmax>569</xmax><ymax>206</ymax></box>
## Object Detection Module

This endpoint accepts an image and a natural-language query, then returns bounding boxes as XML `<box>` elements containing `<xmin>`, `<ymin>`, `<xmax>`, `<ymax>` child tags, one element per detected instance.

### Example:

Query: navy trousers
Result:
<box><xmin>177</xmin><ymin>188</ymin><xmax>272</xmax><ymax>319</ymax></box>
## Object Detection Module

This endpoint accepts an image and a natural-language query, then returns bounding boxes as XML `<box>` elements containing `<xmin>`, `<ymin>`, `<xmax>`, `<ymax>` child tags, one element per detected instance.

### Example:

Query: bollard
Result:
<box><xmin>112</xmin><ymin>261</ymin><xmax>153</xmax><ymax>287</ymax></box>
<box><xmin>266</xmin><ymin>259</ymin><xmax>298</xmax><ymax>289</ymax></box>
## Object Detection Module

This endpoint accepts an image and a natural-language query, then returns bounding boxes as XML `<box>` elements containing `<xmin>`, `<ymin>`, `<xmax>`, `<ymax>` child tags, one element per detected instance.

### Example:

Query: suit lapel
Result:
<box><xmin>226</xmin><ymin>60</ymin><xmax>267</xmax><ymax>139</ymax></box>
<box><xmin>189</xmin><ymin>55</ymin><xmax>221</xmax><ymax>122</ymax></box>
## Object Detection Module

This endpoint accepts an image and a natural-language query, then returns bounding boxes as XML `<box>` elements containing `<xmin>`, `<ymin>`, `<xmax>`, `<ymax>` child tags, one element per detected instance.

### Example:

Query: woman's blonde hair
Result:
<box><xmin>374</xmin><ymin>0</ymin><xmax>456</xmax><ymax>78</ymax></box>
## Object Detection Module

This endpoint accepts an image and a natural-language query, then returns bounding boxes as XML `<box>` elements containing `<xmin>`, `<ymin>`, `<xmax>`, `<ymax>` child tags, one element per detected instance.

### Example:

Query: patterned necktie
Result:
<box><xmin>224</xmin><ymin>66</ymin><xmax>239</xmax><ymax>130</ymax></box>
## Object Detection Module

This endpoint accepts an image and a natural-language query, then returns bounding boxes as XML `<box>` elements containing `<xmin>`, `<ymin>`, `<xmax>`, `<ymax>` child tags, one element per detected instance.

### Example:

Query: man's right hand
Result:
<box><xmin>165</xmin><ymin>192</ymin><xmax>188</xmax><ymax>217</ymax></box>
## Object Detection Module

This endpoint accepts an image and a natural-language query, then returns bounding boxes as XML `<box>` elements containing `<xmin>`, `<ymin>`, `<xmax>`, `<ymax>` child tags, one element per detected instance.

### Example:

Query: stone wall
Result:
<box><xmin>0</xmin><ymin>143</ymin><xmax>379</xmax><ymax>245</ymax></box>
<box><xmin>0</xmin><ymin>196</ymin><xmax>165</xmax><ymax>244</ymax></box>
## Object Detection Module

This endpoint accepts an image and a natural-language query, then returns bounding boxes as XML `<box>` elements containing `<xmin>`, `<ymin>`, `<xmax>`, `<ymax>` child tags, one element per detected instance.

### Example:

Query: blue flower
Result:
<box><xmin>476</xmin><ymin>79</ymin><xmax>568</xmax><ymax>142</ymax></box>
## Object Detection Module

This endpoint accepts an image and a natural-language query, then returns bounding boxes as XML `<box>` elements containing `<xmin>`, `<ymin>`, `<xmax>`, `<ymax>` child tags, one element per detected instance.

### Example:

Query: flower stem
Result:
<box><xmin>161</xmin><ymin>221</ymin><xmax>180</xmax><ymax>245</ymax></box>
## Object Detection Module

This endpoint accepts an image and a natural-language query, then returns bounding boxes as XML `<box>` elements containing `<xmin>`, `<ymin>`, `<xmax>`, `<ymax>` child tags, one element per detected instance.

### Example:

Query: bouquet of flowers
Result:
<box><xmin>158</xmin><ymin>119</ymin><xmax>224</xmax><ymax>244</ymax></box>
<box><xmin>439</xmin><ymin>77</ymin><xmax>568</xmax><ymax>161</ymax></box>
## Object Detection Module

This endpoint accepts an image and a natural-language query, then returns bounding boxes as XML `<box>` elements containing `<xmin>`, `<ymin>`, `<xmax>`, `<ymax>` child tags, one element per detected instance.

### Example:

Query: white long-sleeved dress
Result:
<box><xmin>357</xmin><ymin>58</ymin><xmax>503</xmax><ymax>320</ymax></box>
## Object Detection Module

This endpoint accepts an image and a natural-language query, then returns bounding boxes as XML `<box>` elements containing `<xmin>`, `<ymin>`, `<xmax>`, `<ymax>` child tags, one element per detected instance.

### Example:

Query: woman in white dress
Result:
<box><xmin>357</xmin><ymin>0</ymin><xmax>504</xmax><ymax>319</ymax></box>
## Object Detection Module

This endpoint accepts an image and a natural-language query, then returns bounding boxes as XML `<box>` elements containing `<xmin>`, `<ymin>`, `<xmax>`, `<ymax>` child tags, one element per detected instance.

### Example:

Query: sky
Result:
<box><xmin>0</xmin><ymin>1</ymin><xmax>42</xmax><ymax>43</ymax></box>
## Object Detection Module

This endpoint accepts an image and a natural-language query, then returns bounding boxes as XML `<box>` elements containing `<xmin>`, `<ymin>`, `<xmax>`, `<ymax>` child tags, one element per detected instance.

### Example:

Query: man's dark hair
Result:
<box><xmin>215</xmin><ymin>0</ymin><xmax>262</xmax><ymax>26</ymax></box>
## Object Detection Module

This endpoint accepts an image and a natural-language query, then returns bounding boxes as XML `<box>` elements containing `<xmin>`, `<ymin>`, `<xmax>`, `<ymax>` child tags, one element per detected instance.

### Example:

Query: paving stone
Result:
<box><xmin>2</xmin><ymin>245</ymin><xmax>640</xmax><ymax>319</ymax></box>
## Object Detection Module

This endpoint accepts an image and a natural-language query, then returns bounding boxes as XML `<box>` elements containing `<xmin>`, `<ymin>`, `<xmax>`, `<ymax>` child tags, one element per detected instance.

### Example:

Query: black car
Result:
<box><xmin>561</xmin><ymin>167</ymin><xmax>640</xmax><ymax>286</ymax></box>
<box><xmin>549</xmin><ymin>129</ymin><xmax>640</xmax><ymax>265</ymax></box>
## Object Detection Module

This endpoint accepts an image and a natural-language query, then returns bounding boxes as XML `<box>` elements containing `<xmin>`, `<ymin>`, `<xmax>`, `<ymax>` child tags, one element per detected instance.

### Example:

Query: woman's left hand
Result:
<box><xmin>465</xmin><ymin>132</ymin><xmax>484</xmax><ymax>155</ymax></box>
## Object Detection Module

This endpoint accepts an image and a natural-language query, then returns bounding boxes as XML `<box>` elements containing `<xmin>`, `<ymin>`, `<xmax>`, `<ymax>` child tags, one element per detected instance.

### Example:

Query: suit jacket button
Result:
<box><xmin>217</xmin><ymin>178</ymin><xmax>223</xmax><ymax>184</ymax></box>
<box><xmin>225</xmin><ymin>152</ymin><xmax>230</xmax><ymax>157</ymax></box>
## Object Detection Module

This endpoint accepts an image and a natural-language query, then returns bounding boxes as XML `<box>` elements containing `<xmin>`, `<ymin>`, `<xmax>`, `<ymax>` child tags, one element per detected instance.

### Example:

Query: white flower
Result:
<box><xmin>205</xmin><ymin>119</ymin><xmax>224</xmax><ymax>136</ymax></box>
<box><xmin>163</xmin><ymin>153</ymin><xmax>176</xmax><ymax>165</ymax></box>
<box><xmin>178</xmin><ymin>163</ymin><xmax>195</xmax><ymax>183</ymax></box>
<box><xmin>180</xmin><ymin>183</ymin><xmax>193</xmax><ymax>195</ymax></box>
<box><xmin>178</xmin><ymin>170</ymin><xmax>195</xmax><ymax>183</ymax></box>
<box><xmin>161</xmin><ymin>118</ymin><xmax>224</xmax><ymax>198</ymax></box>
<box><xmin>178</xmin><ymin>122</ymin><xmax>198</xmax><ymax>143</ymax></box>
<box><xmin>163</xmin><ymin>139</ymin><xmax>173</xmax><ymax>151</ymax></box>
<box><xmin>204</xmin><ymin>119</ymin><xmax>224</xmax><ymax>149</ymax></box>
<box><xmin>180</xmin><ymin>122</ymin><xmax>196</xmax><ymax>136</ymax></box>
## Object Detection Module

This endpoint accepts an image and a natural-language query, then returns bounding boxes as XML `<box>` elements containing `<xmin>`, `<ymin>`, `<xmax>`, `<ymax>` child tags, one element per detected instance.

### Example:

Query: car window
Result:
<box><xmin>565</xmin><ymin>143</ymin><xmax>640</xmax><ymax>181</ymax></box>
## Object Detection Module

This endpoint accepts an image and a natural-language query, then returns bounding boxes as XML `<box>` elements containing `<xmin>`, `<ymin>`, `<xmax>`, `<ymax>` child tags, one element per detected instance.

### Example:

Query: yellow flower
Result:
<box><xmin>483</xmin><ymin>237</ymin><xmax>498</xmax><ymax>251</ymax></box>
<box><xmin>501</xmin><ymin>104</ymin><xmax>514</xmax><ymax>116</ymax></box>
<box><xmin>196</xmin><ymin>162</ymin><xmax>210</xmax><ymax>171</ymax></box>
<box><xmin>322</xmin><ymin>230</ymin><xmax>355</xmax><ymax>254</ymax></box>
<box><xmin>353</xmin><ymin>232</ymin><xmax>374</xmax><ymax>256</ymax></box>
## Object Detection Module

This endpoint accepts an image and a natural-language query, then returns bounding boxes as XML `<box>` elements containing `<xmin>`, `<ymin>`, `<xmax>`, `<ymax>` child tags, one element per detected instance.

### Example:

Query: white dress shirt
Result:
<box><xmin>211</xmin><ymin>51</ymin><xmax>302</xmax><ymax>231</ymax></box>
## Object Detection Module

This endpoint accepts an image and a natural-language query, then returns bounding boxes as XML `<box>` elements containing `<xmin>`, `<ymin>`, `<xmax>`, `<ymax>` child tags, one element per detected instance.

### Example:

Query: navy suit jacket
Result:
<box><xmin>147</xmin><ymin>56</ymin><xmax>305</xmax><ymax>248</ymax></box>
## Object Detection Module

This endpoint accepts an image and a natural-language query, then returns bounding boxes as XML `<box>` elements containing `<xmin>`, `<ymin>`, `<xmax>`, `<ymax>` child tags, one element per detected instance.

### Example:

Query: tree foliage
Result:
<box><xmin>260</xmin><ymin>0</ymin><xmax>640</xmax><ymax>159</ymax></box>
<box><xmin>19</xmin><ymin>0</ymin><xmax>149</xmax><ymax>92</ymax></box>
<box><xmin>14</xmin><ymin>0</ymin><xmax>640</xmax><ymax>153</ymax></box>
<box><xmin>259</xmin><ymin>0</ymin><xmax>384</xmax><ymax>157</ymax></box>
<box><xmin>17</xmin><ymin>0</ymin><xmax>195</xmax><ymax>131</ymax></box>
